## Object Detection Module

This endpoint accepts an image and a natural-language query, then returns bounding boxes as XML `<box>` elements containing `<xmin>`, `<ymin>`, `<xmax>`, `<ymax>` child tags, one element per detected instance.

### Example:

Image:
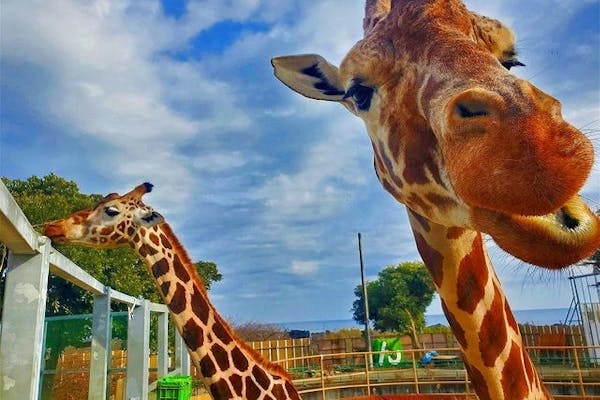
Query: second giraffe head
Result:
<box><xmin>44</xmin><ymin>182</ymin><xmax>163</xmax><ymax>248</ymax></box>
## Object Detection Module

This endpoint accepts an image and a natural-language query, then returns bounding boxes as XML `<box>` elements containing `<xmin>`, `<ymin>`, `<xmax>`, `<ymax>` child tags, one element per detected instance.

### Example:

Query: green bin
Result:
<box><xmin>157</xmin><ymin>375</ymin><xmax>192</xmax><ymax>400</ymax></box>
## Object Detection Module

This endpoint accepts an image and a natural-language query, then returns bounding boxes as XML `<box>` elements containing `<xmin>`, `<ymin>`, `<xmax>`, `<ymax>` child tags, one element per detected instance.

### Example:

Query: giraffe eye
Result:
<box><xmin>104</xmin><ymin>207</ymin><xmax>119</xmax><ymax>217</ymax></box>
<box><xmin>344</xmin><ymin>82</ymin><xmax>374</xmax><ymax>111</ymax></box>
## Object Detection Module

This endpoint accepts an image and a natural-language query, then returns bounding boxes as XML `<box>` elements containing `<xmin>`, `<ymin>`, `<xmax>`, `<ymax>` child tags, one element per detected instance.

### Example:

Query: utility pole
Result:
<box><xmin>358</xmin><ymin>233</ymin><xmax>373</xmax><ymax>366</ymax></box>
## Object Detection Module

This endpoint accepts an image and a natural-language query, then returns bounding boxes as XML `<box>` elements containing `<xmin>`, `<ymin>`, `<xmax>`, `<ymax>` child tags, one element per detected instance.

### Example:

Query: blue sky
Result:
<box><xmin>1</xmin><ymin>0</ymin><xmax>598</xmax><ymax>325</ymax></box>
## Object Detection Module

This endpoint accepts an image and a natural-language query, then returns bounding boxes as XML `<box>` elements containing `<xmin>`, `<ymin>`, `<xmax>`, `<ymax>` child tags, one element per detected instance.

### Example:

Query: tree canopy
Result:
<box><xmin>0</xmin><ymin>173</ymin><xmax>222</xmax><ymax>317</ymax></box>
<box><xmin>352</xmin><ymin>261</ymin><xmax>435</xmax><ymax>347</ymax></box>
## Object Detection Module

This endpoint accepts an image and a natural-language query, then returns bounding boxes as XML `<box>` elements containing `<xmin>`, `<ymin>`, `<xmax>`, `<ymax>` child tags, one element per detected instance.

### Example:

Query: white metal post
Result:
<box><xmin>88</xmin><ymin>288</ymin><xmax>112</xmax><ymax>400</ymax></box>
<box><xmin>156</xmin><ymin>311</ymin><xmax>169</xmax><ymax>378</ymax></box>
<box><xmin>0</xmin><ymin>237</ymin><xmax>50</xmax><ymax>400</ymax></box>
<box><xmin>174</xmin><ymin>330</ymin><xmax>191</xmax><ymax>376</ymax></box>
<box><xmin>126</xmin><ymin>299</ymin><xmax>150</xmax><ymax>400</ymax></box>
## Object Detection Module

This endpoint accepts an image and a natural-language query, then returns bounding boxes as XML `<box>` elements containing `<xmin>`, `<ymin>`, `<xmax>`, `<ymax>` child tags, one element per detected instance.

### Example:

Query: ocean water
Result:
<box><xmin>276</xmin><ymin>307</ymin><xmax>571</xmax><ymax>333</ymax></box>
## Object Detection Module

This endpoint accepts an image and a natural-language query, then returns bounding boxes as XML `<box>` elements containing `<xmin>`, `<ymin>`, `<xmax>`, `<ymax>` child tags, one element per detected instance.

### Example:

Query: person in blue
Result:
<box><xmin>421</xmin><ymin>350</ymin><xmax>439</xmax><ymax>366</ymax></box>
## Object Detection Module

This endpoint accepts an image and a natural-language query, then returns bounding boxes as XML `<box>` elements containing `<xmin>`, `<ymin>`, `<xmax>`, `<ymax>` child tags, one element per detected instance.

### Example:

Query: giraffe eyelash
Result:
<box><xmin>104</xmin><ymin>206</ymin><xmax>119</xmax><ymax>217</ymax></box>
<box><xmin>501</xmin><ymin>58</ymin><xmax>525</xmax><ymax>70</ymax></box>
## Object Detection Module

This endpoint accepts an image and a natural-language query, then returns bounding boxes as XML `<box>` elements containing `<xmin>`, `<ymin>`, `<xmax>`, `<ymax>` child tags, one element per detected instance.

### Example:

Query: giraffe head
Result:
<box><xmin>43</xmin><ymin>182</ymin><xmax>164</xmax><ymax>247</ymax></box>
<box><xmin>272</xmin><ymin>0</ymin><xmax>599</xmax><ymax>268</ymax></box>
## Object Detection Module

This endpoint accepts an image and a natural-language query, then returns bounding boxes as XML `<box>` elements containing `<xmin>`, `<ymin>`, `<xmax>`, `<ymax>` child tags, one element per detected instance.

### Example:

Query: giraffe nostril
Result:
<box><xmin>450</xmin><ymin>88</ymin><xmax>503</xmax><ymax>124</ymax></box>
<box><xmin>455</xmin><ymin>102</ymin><xmax>490</xmax><ymax>119</ymax></box>
<box><xmin>556</xmin><ymin>208</ymin><xmax>580</xmax><ymax>230</ymax></box>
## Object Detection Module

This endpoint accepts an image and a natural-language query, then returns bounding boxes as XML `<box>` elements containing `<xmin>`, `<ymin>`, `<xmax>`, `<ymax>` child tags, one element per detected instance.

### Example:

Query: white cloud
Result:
<box><xmin>254</xmin><ymin>116</ymin><xmax>368</xmax><ymax>222</ymax></box>
<box><xmin>191</xmin><ymin>151</ymin><xmax>251</xmax><ymax>173</ymax></box>
<box><xmin>0</xmin><ymin>0</ymin><xmax>256</xmax><ymax>217</ymax></box>
<box><xmin>290</xmin><ymin>260</ymin><xmax>319</xmax><ymax>275</ymax></box>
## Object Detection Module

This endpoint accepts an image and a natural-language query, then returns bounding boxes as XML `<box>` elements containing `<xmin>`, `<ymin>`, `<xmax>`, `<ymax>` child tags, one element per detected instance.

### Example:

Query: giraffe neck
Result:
<box><xmin>407</xmin><ymin>209</ymin><xmax>551</xmax><ymax>400</ymax></box>
<box><xmin>130</xmin><ymin>223</ymin><xmax>301</xmax><ymax>400</ymax></box>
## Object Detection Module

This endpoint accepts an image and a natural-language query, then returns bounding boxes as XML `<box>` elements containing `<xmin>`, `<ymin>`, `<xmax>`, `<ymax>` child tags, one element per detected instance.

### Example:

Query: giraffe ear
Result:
<box><xmin>138</xmin><ymin>210</ymin><xmax>164</xmax><ymax>227</ymax></box>
<box><xmin>272</xmin><ymin>54</ymin><xmax>346</xmax><ymax>102</ymax></box>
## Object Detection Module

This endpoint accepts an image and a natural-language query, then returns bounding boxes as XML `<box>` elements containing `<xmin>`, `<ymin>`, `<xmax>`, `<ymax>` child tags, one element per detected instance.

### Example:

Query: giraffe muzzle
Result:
<box><xmin>471</xmin><ymin>196</ymin><xmax>600</xmax><ymax>269</ymax></box>
<box><xmin>43</xmin><ymin>222</ymin><xmax>68</xmax><ymax>244</ymax></box>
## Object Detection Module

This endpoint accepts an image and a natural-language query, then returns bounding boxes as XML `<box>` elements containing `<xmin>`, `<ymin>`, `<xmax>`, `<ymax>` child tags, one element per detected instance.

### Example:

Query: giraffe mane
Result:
<box><xmin>158</xmin><ymin>222</ymin><xmax>293</xmax><ymax>380</ymax></box>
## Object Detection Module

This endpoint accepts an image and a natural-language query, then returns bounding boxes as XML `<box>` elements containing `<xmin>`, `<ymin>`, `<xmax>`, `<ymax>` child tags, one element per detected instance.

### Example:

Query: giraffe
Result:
<box><xmin>271</xmin><ymin>1</ymin><xmax>600</xmax><ymax>399</ymax></box>
<box><xmin>43</xmin><ymin>183</ymin><xmax>301</xmax><ymax>400</ymax></box>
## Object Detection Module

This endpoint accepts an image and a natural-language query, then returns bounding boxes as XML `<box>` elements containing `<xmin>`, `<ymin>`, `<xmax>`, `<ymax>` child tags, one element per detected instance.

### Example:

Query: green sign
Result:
<box><xmin>372</xmin><ymin>338</ymin><xmax>403</xmax><ymax>367</ymax></box>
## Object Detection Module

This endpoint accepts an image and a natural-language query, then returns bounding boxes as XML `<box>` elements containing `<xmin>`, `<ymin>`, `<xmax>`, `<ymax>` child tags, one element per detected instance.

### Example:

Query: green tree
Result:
<box><xmin>0</xmin><ymin>174</ymin><xmax>221</xmax><ymax>317</ymax></box>
<box><xmin>196</xmin><ymin>260</ymin><xmax>222</xmax><ymax>290</ymax></box>
<box><xmin>352</xmin><ymin>261</ymin><xmax>435</xmax><ymax>348</ymax></box>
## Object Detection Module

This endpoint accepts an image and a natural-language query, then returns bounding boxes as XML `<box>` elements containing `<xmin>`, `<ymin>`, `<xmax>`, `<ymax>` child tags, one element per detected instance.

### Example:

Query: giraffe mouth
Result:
<box><xmin>48</xmin><ymin>235</ymin><xmax>68</xmax><ymax>244</ymax></box>
<box><xmin>44</xmin><ymin>222</ymin><xmax>68</xmax><ymax>244</ymax></box>
<box><xmin>472</xmin><ymin>196</ymin><xmax>600</xmax><ymax>269</ymax></box>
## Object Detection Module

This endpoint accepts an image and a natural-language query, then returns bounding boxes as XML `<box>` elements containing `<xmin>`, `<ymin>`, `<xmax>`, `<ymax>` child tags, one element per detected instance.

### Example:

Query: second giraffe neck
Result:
<box><xmin>130</xmin><ymin>223</ymin><xmax>300</xmax><ymax>400</ymax></box>
<box><xmin>408</xmin><ymin>210</ymin><xmax>551</xmax><ymax>400</ymax></box>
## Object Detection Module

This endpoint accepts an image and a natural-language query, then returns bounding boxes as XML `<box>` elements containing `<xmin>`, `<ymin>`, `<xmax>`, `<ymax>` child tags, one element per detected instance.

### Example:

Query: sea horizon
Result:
<box><xmin>273</xmin><ymin>307</ymin><xmax>572</xmax><ymax>333</ymax></box>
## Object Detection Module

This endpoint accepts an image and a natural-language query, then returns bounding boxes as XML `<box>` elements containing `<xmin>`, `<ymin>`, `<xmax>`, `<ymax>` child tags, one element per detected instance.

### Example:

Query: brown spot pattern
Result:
<box><xmin>169</xmin><ymin>283</ymin><xmax>187</xmax><ymax>314</ymax></box>
<box><xmin>211</xmin><ymin>343</ymin><xmax>230</xmax><ymax>371</ymax></box>
<box><xmin>442</xmin><ymin>300</ymin><xmax>467</xmax><ymax>348</ymax></box>
<box><xmin>191</xmin><ymin>286</ymin><xmax>209</xmax><ymax>324</ymax></box>
<box><xmin>446</xmin><ymin>227</ymin><xmax>465</xmax><ymax>240</ymax></box>
<box><xmin>160</xmin><ymin>234</ymin><xmax>173</xmax><ymax>249</ymax></box>
<box><xmin>523</xmin><ymin>347</ymin><xmax>535</xmax><ymax>383</ymax></box>
<box><xmin>377</xmin><ymin>140</ymin><xmax>404</xmax><ymax>189</ymax></box>
<box><xmin>407</xmin><ymin>193</ymin><xmax>431</xmax><ymax>215</ymax></box>
<box><xmin>182</xmin><ymin>318</ymin><xmax>203</xmax><ymax>351</ymax></box>
<box><xmin>245</xmin><ymin>376</ymin><xmax>261</xmax><ymax>399</ymax></box>
<box><xmin>173</xmin><ymin>255</ymin><xmax>191</xmax><ymax>282</ymax></box>
<box><xmin>200</xmin><ymin>355</ymin><xmax>216</xmax><ymax>378</ymax></box>
<box><xmin>138</xmin><ymin>243</ymin><xmax>158</xmax><ymax>257</ymax></box>
<box><xmin>286</xmin><ymin>381</ymin><xmax>300</xmax><ymax>400</ymax></box>
<box><xmin>213</xmin><ymin>320</ymin><xmax>232</xmax><ymax>345</ymax></box>
<box><xmin>504</xmin><ymin>297</ymin><xmax>519</xmax><ymax>332</ymax></box>
<box><xmin>381</xmin><ymin>177</ymin><xmax>402</xmax><ymax>201</ymax></box>
<box><xmin>413</xmin><ymin>232</ymin><xmax>444</xmax><ymax>287</ymax></box>
<box><xmin>465</xmin><ymin>363</ymin><xmax>491</xmax><ymax>400</ymax></box>
<box><xmin>479</xmin><ymin>284</ymin><xmax>507</xmax><ymax>367</ymax></box>
<box><xmin>151</xmin><ymin>258</ymin><xmax>170</xmax><ymax>279</ymax></box>
<box><xmin>159</xmin><ymin>281</ymin><xmax>171</xmax><ymax>297</ymax></box>
<box><xmin>230</xmin><ymin>374</ymin><xmax>243</xmax><ymax>394</ymax></box>
<box><xmin>232</xmin><ymin>347</ymin><xmax>249</xmax><ymax>372</ymax></box>
<box><xmin>110</xmin><ymin>233</ymin><xmax>122</xmax><ymax>242</ymax></box>
<box><xmin>210</xmin><ymin>379</ymin><xmax>232</xmax><ymax>399</ymax></box>
<box><xmin>425</xmin><ymin>193</ymin><xmax>457</xmax><ymax>210</ymax></box>
<box><xmin>403</xmin><ymin>128</ymin><xmax>443</xmax><ymax>187</ymax></box>
<box><xmin>408</xmin><ymin>209</ymin><xmax>431</xmax><ymax>232</ymax></box>
<box><xmin>253</xmin><ymin>365</ymin><xmax>271</xmax><ymax>390</ymax></box>
<box><xmin>100</xmin><ymin>226</ymin><xmax>114</xmax><ymax>235</ymax></box>
<box><xmin>501</xmin><ymin>341</ymin><xmax>529</xmax><ymax>399</ymax></box>
<box><xmin>149</xmin><ymin>232</ymin><xmax>160</xmax><ymax>245</ymax></box>
<box><xmin>272</xmin><ymin>384</ymin><xmax>286</xmax><ymax>399</ymax></box>
<box><xmin>456</xmin><ymin>234</ymin><xmax>487</xmax><ymax>313</ymax></box>
<box><xmin>387</xmin><ymin>129</ymin><xmax>401</xmax><ymax>162</ymax></box>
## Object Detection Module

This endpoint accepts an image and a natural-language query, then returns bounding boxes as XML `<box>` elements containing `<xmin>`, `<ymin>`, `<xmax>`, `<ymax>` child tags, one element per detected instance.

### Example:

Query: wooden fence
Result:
<box><xmin>247</xmin><ymin>338</ymin><xmax>311</xmax><ymax>370</ymax></box>
<box><xmin>245</xmin><ymin>324</ymin><xmax>587</xmax><ymax>366</ymax></box>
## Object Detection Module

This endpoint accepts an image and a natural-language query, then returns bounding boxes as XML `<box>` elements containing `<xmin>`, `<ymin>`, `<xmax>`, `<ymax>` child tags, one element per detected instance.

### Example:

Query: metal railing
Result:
<box><xmin>0</xmin><ymin>180</ymin><xmax>190</xmax><ymax>400</ymax></box>
<box><xmin>281</xmin><ymin>346</ymin><xmax>600</xmax><ymax>399</ymax></box>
